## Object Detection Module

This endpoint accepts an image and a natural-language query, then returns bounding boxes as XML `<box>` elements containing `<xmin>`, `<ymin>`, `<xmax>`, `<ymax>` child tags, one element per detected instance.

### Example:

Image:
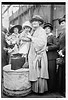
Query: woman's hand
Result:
<box><xmin>45</xmin><ymin>46</ymin><xmax>48</xmax><ymax>51</ymax></box>
<box><xmin>3</xmin><ymin>47</ymin><xmax>8</xmax><ymax>51</ymax></box>
<box><xmin>58</xmin><ymin>50</ymin><xmax>64</xmax><ymax>57</ymax></box>
<box><xmin>8</xmin><ymin>48</ymin><xmax>13</xmax><ymax>53</ymax></box>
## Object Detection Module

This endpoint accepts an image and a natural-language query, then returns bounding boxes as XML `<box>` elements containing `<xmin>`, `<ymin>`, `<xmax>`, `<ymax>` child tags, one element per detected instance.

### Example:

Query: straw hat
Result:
<box><xmin>30</xmin><ymin>15</ymin><xmax>44</xmax><ymax>25</ymax></box>
<box><xmin>9</xmin><ymin>24</ymin><xmax>22</xmax><ymax>33</ymax></box>
<box><xmin>22</xmin><ymin>21</ymin><xmax>32</xmax><ymax>29</ymax></box>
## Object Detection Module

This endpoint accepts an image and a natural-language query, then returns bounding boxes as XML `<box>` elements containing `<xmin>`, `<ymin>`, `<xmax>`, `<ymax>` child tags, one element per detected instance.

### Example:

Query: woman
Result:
<box><xmin>27</xmin><ymin>15</ymin><xmax>49</xmax><ymax>93</ymax></box>
<box><xmin>43</xmin><ymin>23</ymin><xmax>58</xmax><ymax>92</ymax></box>
<box><xmin>19</xmin><ymin>21</ymin><xmax>32</xmax><ymax>63</ymax></box>
<box><xmin>57</xmin><ymin>15</ymin><xmax>66</xmax><ymax>96</ymax></box>
<box><xmin>6</xmin><ymin>25</ymin><xmax>22</xmax><ymax>63</ymax></box>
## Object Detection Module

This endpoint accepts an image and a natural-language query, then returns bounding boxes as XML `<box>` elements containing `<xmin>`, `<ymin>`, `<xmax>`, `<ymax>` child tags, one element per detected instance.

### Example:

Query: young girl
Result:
<box><xmin>5</xmin><ymin>25</ymin><xmax>22</xmax><ymax>63</ymax></box>
<box><xmin>19</xmin><ymin>21</ymin><xmax>32</xmax><ymax>55</ymax></box>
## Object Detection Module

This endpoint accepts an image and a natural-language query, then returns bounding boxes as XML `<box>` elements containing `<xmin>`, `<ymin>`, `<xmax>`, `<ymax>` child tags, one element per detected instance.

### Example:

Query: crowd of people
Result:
<box><xmin>1</xmin><ymin>14</ymin><xmax>66</xmax><ymax>96</ymax></box>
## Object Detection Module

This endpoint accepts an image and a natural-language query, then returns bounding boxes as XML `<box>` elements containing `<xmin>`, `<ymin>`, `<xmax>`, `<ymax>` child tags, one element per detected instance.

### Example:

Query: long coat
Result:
<box><xmin>47</xmin><ymin>33</ymin><xmax>58</xmax><ymax>60</ymax></box>
<box><xmin>1</xmin><ymin>32</ymin><xmax>9</xmax><ymax>67</ymax></box>
<box><xmin>28</xmin><ymin>26</ymin><xmax>49</xmax><ymax>81</ymax></box>
<box><xmin>46</xmin><ymin>33</ymin><xmax>58</xmax><ymax>92</ymax></box>
<box><xmin>57</xmin><ymin>27</ymin><xmax>65</xmax><ymax>95</ymax></box>
<box><xmin>57</xmin><ymin>27</ymin><xmax>65</xmax><ymax>55</ymax></box>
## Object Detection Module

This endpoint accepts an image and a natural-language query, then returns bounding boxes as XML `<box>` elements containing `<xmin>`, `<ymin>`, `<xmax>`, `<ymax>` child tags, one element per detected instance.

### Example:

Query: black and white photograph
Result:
<box><xmin>1</xmin><ymin>1</ymin><xmax>66</xmax><ymax>98</ymax></box>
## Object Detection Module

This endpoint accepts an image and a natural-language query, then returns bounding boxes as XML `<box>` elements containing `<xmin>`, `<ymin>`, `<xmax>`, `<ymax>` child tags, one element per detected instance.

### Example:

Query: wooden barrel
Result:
<box><xmin>3</xmin><ymin>64</ymin><xmax>31</xmax><ymax>97</ymax></box>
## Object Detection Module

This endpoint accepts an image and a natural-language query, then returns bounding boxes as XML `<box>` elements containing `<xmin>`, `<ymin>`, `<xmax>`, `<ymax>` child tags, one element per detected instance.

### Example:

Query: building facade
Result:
<box><xmin>2</xmin><ymin>3</ymin><xmax>66</xmax><ymax>35</ymax></box>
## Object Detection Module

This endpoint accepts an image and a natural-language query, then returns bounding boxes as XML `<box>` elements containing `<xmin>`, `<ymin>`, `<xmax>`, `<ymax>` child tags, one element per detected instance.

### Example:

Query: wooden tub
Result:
<box><xmin>3</xmin><ymin>64</ymin><xmax>31</xmax><ymax>97</ymax></box>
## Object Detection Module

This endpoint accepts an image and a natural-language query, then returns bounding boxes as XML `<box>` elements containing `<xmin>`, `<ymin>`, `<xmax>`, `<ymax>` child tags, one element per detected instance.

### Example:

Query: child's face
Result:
<box><xmin>44</xmin><ymin>27</ymin><xmax>51</xmax><ymax>35</ymax></box>
<box><xmin>14</xmin><ymin>27</ymin><xmax>19</xmax><ymax>34</ymax></box>
<box><xmin>24</xmin><ymin>26</ymin><xmax>31</xmax><ymax>33</ymax></box>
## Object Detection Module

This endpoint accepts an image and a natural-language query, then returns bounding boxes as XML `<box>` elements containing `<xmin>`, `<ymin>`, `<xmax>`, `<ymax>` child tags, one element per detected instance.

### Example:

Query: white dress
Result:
<box><xmin>6</xmin><ymin>33</ymin><xmax>19</xmax><ymax>63</ymax></box>
<box><xmin>18</xmin><ymin>31</ymin><xmax>30</xmax><ymax>55</ymax></box>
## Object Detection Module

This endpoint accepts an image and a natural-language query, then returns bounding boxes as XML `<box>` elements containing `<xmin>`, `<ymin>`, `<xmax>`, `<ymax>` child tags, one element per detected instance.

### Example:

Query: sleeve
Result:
<box><xmin>31</xmin><ymin>30</ymin><xmax>47</xmax><ymax>52</ymax></box>
<box><xmin>62</xmin><ymin>47</ymin><xmax>65</xmax><ymax>55</ymax></box>
<box><xmin>19</xmin><ymin>32</ymin><xmax>31</xmax><ymax>42</ymax></box>
<box><xmin>62</xmin><ymin>35</ymin><xmax>65</xmax><ymax>55</ymax></box>
<box><xmin>5</xmin><ymin>35</ymin><xmax>11</xmax><ymax>45</ymax></box>
<box><xmin>48</xmin><ymin>35</ymin><xmax>59</xmax><ymax>51</ymax></box>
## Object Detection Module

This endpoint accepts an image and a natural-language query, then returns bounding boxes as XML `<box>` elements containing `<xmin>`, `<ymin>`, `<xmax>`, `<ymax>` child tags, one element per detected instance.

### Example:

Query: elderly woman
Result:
<box><xmin>43</xmin><ymin>23</ymin><xmax>58</xmax><ymax>92</ymax></box>
<box><xmin>27</xmin><ymin>15</ymin><xmax>49</xmax><ymax>93</ymax></box>
<box><xmin>6</xmin><ymin>25</ymin><xmax>22</xmax><ymax>63</ymax></box>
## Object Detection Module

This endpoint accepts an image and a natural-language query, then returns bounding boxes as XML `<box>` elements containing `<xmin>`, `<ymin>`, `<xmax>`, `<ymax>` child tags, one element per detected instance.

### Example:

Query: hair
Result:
<box><xmin>59</xmin><ymin>20</ymin><xmax>65</xmax><ymax>25</ymax></box>
<box><xmin>23</xmin><ymin>26</ymin><xmax>32</xmax><ymax>33</ymax></box>
<box><xmin>13</xmin><ymin>27</ymin><xmax>19</xmax><ymax>33</ymax></box>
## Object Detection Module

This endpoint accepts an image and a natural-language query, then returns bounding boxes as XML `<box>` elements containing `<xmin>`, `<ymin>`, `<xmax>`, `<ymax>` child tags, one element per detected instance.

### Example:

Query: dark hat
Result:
<box><xmin>58</xmin><ymin>15</ymin><xmax>66</xmax><ymax>24</ymax></box>
<box><xmin>43</xmin><ymin>23</ymin><xmax>53</xmax><ymax>30</ymax></box>
<box><xmin>9</xmin><ymin>25</ymin><xmax>22</xmax><ymax>33</ymax></box>
<box><xmin>30</xmin><ymin>15</ymin><xmax>44</xmax><ymax>25</ymax></box>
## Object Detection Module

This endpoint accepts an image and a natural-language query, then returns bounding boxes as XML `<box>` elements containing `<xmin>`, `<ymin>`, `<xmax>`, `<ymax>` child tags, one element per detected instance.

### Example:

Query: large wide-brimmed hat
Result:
<box><xmin>22</xmin><ymin>21</ymin><xmax>32</xmax><ymax>29</ymax></box>
<box><xmin>30</xmin><ymin>15</ymin><xmax>44</xmax><ymax>25</ymax></box>
<box><xmin>43</xmin><ymin>23</ymin><xmax>53</xmax><ymax>30</ymax></box>
<box><xmin>58</xmin><ymin>15</ymin><xmax>66</xmax><ymax>24</ymax></box>
<box><xmin>9</xmin><ymin>24</ymin><xmax>22</xmax><ymax>33</ymax></box>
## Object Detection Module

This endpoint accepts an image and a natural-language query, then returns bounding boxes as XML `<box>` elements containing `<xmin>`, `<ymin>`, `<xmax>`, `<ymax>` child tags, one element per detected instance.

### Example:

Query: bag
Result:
<box><xmin>56</xmin><ymin>57</ymin><xmax>64</xmax><ymax>65</ymax></box>
<box><xmin>11</xmin><ymin>53</ymin><xmax>25</xmax><ymax>70</ymax></box>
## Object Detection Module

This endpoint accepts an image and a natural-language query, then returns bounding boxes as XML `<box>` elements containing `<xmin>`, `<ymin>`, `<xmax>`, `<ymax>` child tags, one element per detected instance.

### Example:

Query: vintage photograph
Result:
<box><xmin>1</xmin><ymin>2</ymin><xmax>66</xmax><ymax>98</ymax></box>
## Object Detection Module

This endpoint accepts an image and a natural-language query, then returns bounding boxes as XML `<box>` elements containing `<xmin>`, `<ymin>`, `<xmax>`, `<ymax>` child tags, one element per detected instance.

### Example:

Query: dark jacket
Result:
<box><xmin>1</xmin><ymin>32</ymin><xmax>8</xmax><ymax>67</ymax></box>
<box><xmin>47</xmin><ymin>33</ymin><xmax>58</xmax><ymax>60</ymax></box>
<box><xmin>57</xmin><ymin>28</ymin><xmax>65</xmax><ymax>55</ymax></box>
